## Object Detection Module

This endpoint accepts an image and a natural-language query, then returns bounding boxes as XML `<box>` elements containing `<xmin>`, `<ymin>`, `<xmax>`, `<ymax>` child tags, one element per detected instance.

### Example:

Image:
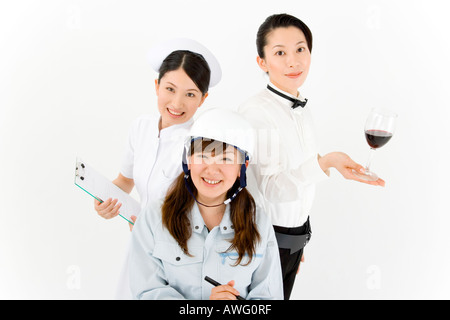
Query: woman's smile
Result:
<box><xmin>202</xmin><ymin>177</ymin><xmax>222</xmax><ymax>186</ymax></box>
<box><xmin>167</xmin><ymin>107</ymin><xmax>184</xmax><ymax>117</ymax></box>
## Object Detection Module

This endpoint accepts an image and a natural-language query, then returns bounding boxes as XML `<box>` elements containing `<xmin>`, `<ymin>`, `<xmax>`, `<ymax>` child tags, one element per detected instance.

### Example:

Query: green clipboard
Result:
<box><xmin>74</xmin><ymin>157</ymin><xmax>141</xmax><ymax>224</ymax></box>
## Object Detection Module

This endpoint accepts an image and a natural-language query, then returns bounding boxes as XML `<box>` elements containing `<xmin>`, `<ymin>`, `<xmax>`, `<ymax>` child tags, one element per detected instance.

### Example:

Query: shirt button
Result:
<box><xmin>195</xmin><ymin>226</ymin><xmax>199</xmax><ymax>230</ymax></box>
<box><xmin>176</xmin><ymin>257</ymin><xmax>180</xmax><ymax>261</ymax></box>
<box><xmin>223</xmin><ymin>226</ymin><xmax>227</xmax><ymax>231</ymax></box>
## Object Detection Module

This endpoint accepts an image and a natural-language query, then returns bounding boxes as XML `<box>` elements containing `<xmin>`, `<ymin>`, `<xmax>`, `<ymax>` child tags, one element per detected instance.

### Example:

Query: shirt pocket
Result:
<box><xmin>162</xmin><ymin>166</ymin><xmax>181</xmax><ymax>180</ymax></box>
<box><xmin>153</xmin><ymin>242</ymin><xmax>203</xmax><ymax>291</ymax></box>
<box><xmin>216</xmin><ymin>244</ymin><xmax>262</xmax><ymax>268</ymax></box>
<box><xmin>215</xmin><ymin>244</ymin><xmax>263</xmax><ymax>294</ymax></box>
<box><xmin>160</xmin><ymin>166</ymin><xmax>182</xmax><ymax>196</ymax></box>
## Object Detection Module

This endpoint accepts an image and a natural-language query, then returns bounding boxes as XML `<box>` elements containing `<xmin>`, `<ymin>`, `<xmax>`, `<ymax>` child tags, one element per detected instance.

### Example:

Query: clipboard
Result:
<box><xmin>74</xmin><ymin>157</ymin><xmax>141</xmax><ymax>224</ymax></box>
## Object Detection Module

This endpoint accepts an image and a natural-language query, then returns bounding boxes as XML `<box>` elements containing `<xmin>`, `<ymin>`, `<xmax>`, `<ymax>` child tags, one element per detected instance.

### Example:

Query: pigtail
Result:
<box><xmin>162</xmin><ymin>173</ymin><xmax>195</xmax><ymax>256</ymax></box>
<box><xmin>228</xmin><ymin>183</ymin><xmax>261</xmax><ymax>266</ymax></box>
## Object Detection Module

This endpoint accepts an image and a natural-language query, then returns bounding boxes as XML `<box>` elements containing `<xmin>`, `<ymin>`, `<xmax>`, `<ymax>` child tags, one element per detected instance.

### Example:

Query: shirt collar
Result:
<box><xmin>219</xmin><ymin>205</ymin><xmax>234</xmax><ymax>235</ymax></box>
<box><xmin>266</xmin><ymin>82</ymin><xmax>307</xmax><ymax>109</ymax></box>
<box><xmin>191</xmin><ymin>203</ymin><xmax>234</xmax><ymax>235</ymax></box>
<box><xmin>159</xmin><ymin>117</ymin><xmax>194</xmax><ymax>139</ymax></box>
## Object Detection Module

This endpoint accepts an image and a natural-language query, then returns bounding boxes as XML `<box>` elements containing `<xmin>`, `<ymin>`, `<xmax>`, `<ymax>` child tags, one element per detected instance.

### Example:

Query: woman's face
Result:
<box><xmin>188</xmin><ymin>145</ymin><xmax>242</xmax><ymax>206</ymax></box>
<box><xmin>155</xmin><ymin>68</ymin><xmax>207</xmax><ymax>130</ymax></box>
<box><xmin>257</xmin><ymin>26</ymin><xmax>311</xmax><ymax>96</ymax></box>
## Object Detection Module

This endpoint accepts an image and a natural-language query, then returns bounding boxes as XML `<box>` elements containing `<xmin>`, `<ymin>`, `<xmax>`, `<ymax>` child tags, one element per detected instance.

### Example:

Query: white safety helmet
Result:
<box><xmin>187</xmin><ymin>107</ymin><xmax>254</xmax><ymax>159</ymax></box>
<box><xmin>182</xmin><ymin>107</ymin><xmax>255</xmax><ymax>206</ymax></box>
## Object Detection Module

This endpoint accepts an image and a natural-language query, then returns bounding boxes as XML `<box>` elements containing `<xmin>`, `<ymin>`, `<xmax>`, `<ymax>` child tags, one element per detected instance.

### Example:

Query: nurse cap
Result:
<box><xmin>147</xmin><ymin>38</ymin><xmax>222</xmax><ymax>87</ymax></box>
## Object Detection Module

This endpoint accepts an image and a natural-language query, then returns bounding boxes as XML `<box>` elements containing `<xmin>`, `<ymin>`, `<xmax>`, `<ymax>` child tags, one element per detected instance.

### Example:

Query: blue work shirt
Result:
<box><xmin>129</xmin><ymin>200</ymin><xmax>283</xmax><ymax>300</ymax></box>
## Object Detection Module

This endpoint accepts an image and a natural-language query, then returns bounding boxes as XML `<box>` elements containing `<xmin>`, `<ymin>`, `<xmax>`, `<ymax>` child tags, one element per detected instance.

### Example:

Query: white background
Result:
<box><xmin>1</xmin><ymin>0</ymin><xmax>449</xmax><ymax>299</ymax></box>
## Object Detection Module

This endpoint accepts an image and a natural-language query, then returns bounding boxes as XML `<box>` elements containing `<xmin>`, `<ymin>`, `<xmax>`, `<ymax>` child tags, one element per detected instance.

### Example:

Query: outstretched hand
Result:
<box><xmin>320</xmin><ymin>152</ymin><xmax>385</xmax><ymax>187</ymax></box>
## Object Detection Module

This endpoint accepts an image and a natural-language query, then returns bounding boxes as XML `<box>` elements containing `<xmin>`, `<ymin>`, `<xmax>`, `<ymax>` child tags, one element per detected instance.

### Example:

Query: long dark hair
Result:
<box><xmin>162</xmin><ymin>140</ymin><xmax>260</xmax><ymax>266</ymax></box>
<box><xmin>158</xmin><ymin>50</ymin><xmax>211</xmax><ymax>95</ymax></box>
<box><xmin>256</xmin><ymin>13</ymin><xmax>313</xmax><ymax>58</ymax></box>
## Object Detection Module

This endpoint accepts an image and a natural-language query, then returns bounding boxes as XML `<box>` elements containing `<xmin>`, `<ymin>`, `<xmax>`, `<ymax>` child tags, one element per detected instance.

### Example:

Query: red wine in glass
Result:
<box><xmin>353</xmin><ymin>109</ymin><xmax>397</xmax><ymax>181</ymax></box>
<box><xmin>365</xmin><ymin>130</ymin><xmax>393</xmax><ymax>149</ymax></box>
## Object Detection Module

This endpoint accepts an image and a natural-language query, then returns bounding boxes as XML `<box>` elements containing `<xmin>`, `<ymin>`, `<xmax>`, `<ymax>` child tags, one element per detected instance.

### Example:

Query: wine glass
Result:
<box><xmin>352</xmin><ymin>108</ymin><xmax>397</xmax><ymax>181</ymax></box>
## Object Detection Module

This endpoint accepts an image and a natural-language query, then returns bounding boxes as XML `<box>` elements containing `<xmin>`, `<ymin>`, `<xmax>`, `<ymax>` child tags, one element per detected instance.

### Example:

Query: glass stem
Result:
<box><xmin>365</xmin><ymin>148</ymin><xmax>376</xmax><ymax>172</ymax></box>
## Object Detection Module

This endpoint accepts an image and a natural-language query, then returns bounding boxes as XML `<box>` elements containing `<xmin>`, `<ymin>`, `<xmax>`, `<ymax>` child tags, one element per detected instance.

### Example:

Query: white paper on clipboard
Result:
<box><xmin>74</xmin><ymin>157</ymin><xmax>141</xmax><ymax>224</ymax></box>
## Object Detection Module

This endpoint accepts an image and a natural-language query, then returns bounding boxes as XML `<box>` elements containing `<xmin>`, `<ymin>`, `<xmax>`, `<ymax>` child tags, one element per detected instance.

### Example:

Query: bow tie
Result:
<box><xmin>267</xmin><ymin>85</ymin><xmax>308</xmax><ymax>109</ymax></box>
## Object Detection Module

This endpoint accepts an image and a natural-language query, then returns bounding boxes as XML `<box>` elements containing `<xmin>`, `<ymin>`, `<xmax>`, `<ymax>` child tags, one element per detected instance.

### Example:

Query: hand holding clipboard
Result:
<box><xmin>74</xmin><ymin>157</ymin><xmax>141</xmax><ymax>224</ymax></box>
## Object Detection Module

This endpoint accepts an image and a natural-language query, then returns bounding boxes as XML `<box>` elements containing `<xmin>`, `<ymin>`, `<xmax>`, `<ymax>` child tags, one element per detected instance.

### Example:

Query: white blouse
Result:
<box><xmin>238</xmin><ymin>83</ymin><xmax>329</xmax><ymax>228</ymax></box>
<box><xmin>120</xmin><ymin>114</ymin><xmax>193</xmax><ymax>209</ymax></box>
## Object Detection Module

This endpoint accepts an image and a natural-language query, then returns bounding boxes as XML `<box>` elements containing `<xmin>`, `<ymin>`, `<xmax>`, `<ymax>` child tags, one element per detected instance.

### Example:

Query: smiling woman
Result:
<box><xmin>188</xmin><ymin>141</ymin><xmax>243</xmax><ymax>210</ymax></box>
<box><xmin>155</xmin><ymin>50</ymin><xmax>210</xmax><ymax>130</ymax></box>
<box><xmin>155</xmin><ymin>68</ymin><xmax>207</xmax><ymax>129</ymax></box>
<box><xmin>129</xmin><ymin>108</ymin><xmax>283</xmax><ymax>300</ymax></box>
<box><xmin>256</xmin><ymin>26</ymin><xmax>311</xmax><ymax>96</ymax></box>
<box><xmin>238</xmin><ymin>13</ymin><xmax>385</xmax><ymax>300</ymax></box>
